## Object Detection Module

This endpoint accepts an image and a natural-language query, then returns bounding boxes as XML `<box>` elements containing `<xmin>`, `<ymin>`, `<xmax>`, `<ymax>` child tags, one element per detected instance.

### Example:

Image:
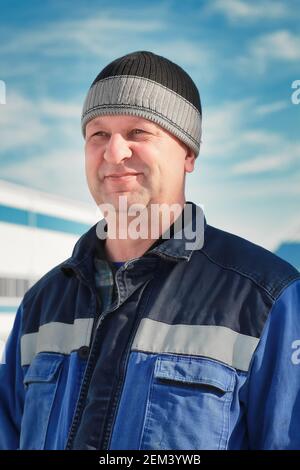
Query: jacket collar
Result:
<box><xmin>61</xmin><ymin>201</ymin><xmax>206</xmax><ymax>281</ymax></box>
<box><xmin>149</xmin><ymin>201</ymin><xmax>205</xmax><ymax>261</ymax></box>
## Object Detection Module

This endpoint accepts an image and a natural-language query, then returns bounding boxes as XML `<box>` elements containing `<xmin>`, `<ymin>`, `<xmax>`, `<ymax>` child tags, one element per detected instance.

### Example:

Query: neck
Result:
<box><xmin>104</xmin><ymin>199</ymin><xmax>186</xmax><ymax>262</ymax></box>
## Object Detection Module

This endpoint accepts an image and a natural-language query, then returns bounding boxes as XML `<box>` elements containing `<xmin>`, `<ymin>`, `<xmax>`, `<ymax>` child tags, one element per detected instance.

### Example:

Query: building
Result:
<box><xmin>0</xmin><ymin>179</ymin><xmax>98</xmax><ymax>343</ymax></box>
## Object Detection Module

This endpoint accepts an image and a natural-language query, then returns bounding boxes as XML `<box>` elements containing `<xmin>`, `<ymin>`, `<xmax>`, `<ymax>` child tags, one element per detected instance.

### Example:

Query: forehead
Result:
<box><xmin>86</xmin><ymin>114</ymin><xmax>159</xmax><ymax>130</ymax></box>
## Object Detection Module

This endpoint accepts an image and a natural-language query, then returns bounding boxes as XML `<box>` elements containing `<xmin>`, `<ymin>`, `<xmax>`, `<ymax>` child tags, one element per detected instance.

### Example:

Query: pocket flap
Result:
<box><xmin>154</xmin><ymin>355</ymin><xmax>235</xmax><ymax>392</ymax></box>
<box><xmin>24</xmin><ymin>352</ymin><xmax>64</xmax><ymax>385</ymax></box>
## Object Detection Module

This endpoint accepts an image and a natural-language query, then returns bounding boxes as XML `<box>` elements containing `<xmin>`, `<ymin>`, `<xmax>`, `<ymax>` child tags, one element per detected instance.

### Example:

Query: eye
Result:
<box><xmin>131</xmin><ymin>128</ymin><xmax>146</xmax><ymax>135</ymax></box>
<box><xmin>87</xmin><ymin>131</ymin><xmax>108</xmax><ymax>142</ymax></box>
<box><xmin>92</xmin><ymin>131</ymin><xmax>108</xmax><ymax>137</ymax></box>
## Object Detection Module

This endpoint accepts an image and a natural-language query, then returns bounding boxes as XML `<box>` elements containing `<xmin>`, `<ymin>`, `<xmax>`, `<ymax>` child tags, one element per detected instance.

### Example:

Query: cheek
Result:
<box><xmin>85</xmin><ymin>146</ymin><xmax>101</xmax><ymax>173</ymax></box>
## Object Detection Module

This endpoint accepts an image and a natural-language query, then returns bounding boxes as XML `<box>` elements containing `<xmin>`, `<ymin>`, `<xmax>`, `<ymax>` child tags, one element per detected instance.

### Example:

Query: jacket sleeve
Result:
<box><xmin>245</xmin><ymin>278</ymin><xmax>300</xmax><ymax>449</ymax></box>
<box><xmin>0</xmin><ymin>304</ymin><xmax>25</xmax><ymax>449</ymax></box>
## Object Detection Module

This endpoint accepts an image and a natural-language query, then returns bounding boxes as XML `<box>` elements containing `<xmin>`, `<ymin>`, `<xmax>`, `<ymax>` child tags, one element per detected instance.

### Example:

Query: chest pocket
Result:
<box><xmin>140</xmin><ymin>355</ymin><xmax>236</xmax><ymax>450</ymax></box>
<box><xmin>20</xmin><ymin>352</ymin><xmax>64</xmax><ymax>449</ymax></box>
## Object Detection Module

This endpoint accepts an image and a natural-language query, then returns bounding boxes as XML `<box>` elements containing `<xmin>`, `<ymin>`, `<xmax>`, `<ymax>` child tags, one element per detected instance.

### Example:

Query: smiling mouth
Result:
<box><xmin>105</xmin><ymin>173</ymin><xmax>142</xmax><ymax>179</ymax></box>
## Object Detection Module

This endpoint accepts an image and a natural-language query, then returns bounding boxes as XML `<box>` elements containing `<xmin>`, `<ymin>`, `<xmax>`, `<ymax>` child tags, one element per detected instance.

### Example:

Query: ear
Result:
<box><xmin>184</xmin><ymin>147</ymin><xmax>196</xmax><ymax>173</ymax></box>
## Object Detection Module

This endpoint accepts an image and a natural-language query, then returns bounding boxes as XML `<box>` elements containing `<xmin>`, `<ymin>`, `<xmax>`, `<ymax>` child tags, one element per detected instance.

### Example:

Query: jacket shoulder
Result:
<box><xmin>201</xmin><ymin>224</ymin><xmax>300</xmax><ymax>300</ymax></box>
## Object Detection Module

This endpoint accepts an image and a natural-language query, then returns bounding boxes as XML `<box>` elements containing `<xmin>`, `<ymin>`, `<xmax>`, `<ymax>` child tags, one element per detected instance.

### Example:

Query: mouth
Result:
<box><xmin>105</xmin><ymin>172</ymin><xmax>143</xmax><ymax>180</ymax></box>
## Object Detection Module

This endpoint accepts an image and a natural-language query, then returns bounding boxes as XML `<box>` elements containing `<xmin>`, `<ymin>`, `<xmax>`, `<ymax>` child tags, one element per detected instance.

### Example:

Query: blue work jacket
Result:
<box><xmin>0</xmin><ymin>202</ymin><xmax>300</xmax><ymax>449</ymax></box>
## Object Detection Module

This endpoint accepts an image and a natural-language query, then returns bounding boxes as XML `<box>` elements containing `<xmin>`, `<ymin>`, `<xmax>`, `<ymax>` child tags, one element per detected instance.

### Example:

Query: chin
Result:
<box><xmin>108</xmin><ymin>192</ymin><xmax>149</xmax><ymax>212</ymax></box>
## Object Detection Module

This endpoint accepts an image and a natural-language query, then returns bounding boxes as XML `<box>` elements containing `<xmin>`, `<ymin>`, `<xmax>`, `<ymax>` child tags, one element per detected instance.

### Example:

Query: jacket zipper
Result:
<box><xmin>65</xmin><ymin>259</ymin><xmax>137</xmax><ymax>449</ymax></box>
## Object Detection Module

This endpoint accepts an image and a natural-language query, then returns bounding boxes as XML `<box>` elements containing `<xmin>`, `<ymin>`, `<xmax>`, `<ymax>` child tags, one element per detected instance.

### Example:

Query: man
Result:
<box><xmin>0</xmin><ymin>51</ymin><xmax>300</xmax><ymax>450</ymax></box>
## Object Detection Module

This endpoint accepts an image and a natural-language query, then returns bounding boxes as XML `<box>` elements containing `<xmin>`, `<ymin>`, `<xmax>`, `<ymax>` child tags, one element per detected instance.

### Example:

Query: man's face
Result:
<box><xmin>84</xmin><ymin>114</ymin><xmax>195</xmax><ymax>211</ymax></box>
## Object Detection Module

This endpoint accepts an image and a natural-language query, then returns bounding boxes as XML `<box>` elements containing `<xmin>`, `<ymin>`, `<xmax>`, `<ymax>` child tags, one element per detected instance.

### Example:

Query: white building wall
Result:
<box><xmin>0</xmin><ymin>222</ymin><xmax>80</xmax><ymax>279</ymax></box>
<box><xmin>0</xmin><ymin>180</ymin><xmax>100</xmax><ymax>342</ymax></box>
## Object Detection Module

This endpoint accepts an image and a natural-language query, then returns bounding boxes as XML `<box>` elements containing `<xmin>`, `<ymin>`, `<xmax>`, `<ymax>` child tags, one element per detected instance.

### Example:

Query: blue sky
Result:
<box><xmin>0</xmin><ymin>0</ymin><xmax>299</xmax><ymax>250</ymax></box>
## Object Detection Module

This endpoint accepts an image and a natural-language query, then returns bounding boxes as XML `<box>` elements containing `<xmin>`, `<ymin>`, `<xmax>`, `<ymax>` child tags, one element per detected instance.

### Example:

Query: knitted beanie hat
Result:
<box><xmin>81</xmin><ymin>51</ymin><xmax>202</xmax><ymax>156</ymax></box>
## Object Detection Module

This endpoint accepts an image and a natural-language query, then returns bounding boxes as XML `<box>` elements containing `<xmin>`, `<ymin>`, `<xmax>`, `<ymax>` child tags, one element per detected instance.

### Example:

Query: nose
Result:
<box><xmin>103</xmin><ymin>133</ymin><xmax>132</xmax><ymax>164</ymax></box>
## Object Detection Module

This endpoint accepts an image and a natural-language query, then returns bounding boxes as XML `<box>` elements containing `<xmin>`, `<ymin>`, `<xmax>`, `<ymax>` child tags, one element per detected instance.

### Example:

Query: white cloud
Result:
<box><xmin>0</xmin><ymin>15</ymin><xmax>164</xmax><ymax>57</ymax></box>
<box><xmin>152</xmin><ymin>39</ymin><xmax>213</xmax><ymax>68</ymax></box>
<box><xmin>0</xmin><ymin>91</ymin><xmax>88</xmax><ymax>201</ymax></box>
<box><xmin>40</xmin><ymin>99</ymin><xmax>82</xmax><ymax>119</ymax></box>
<box><xmin>250</xmin><ymin>30</ymin><xmax>300</xmax><ymax>62</ymax></box>
<box><xmin>0</xmin><ymin>92</ymin><xmax>48</xmax><ymax>151</ymax></box>
<box><xmin>201</xmin><ymin>99</ymin><xmax>254</xmax><ymax>158</ymax></box>
<box><xmin>0</xmin><ymin>5</ymin><xmax>216</xmax><ymax>82</ymax></box>
<box><xmin>232</xmin><ymin>142</ymin><xmax>300</xmax><ymax>175</ymax></box>
<box><xmin>238</xmin><ymin>30</ymin><xmax>300</xmax><ymax>74</ymax></box>
<box><xmin>201</xmin><ymin>99</ymin><xmax>287</xmax><ymax>159</ymax></box>
<box><xmin>0</xmin><ymin>147</ymin><xmax>90</xmax><ymax>203</ymax></box>
<box><xmin>200</xmin><ymin>97</ymin><xmax>300</xmax><ymax>179</ymax></box>
<box><xmin>0</xmin><ymin>90</ymin><xmax>85</xmax><ymax>154</ymax></box>
<box><xmin>270</xmin><ymin>214</ymin><xmax>300</xmax><ymax>251</ymax></box>
<box><xmin>233</xmin><ymin>153</ymin><xmax>286</xmax><ymax>174</ymax></box>
<box><xmin>207</xmin><ymin>0</ymin><xmax>293</xmax><ymax>22</ymax></box>
<box><xmin>239</xmin><ymin>130</ymin><xmax>283</xmax><ymax>147</ymax></box>
<box><xmin>255</xmin><ymin>100</ymin><xmax>288</xmax><ymax>116</ymax></box>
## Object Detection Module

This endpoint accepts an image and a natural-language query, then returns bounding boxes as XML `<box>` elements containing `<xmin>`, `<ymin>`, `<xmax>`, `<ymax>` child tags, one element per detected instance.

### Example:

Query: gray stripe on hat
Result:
<box><xmin>20</xmin><ymin>318</ymin><xmax>94</xmax><ymax>366</ymax></box>
<box><xmin>81</xmin><ymin>75</ymin><xmax>202</xmax><ymax>155</ymax></box>
<box><xmin>131</xmin><ymin>318</ymin><xmax>259</xmax><ymax>372</ymax></box>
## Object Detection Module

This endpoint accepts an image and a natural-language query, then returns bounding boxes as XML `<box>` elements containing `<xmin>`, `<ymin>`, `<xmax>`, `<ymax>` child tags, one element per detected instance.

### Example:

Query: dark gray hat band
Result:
<box><xmin>81</xmin><ymin>75</ymin><xmax>202</xmax><ymax>156</ymax></box>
